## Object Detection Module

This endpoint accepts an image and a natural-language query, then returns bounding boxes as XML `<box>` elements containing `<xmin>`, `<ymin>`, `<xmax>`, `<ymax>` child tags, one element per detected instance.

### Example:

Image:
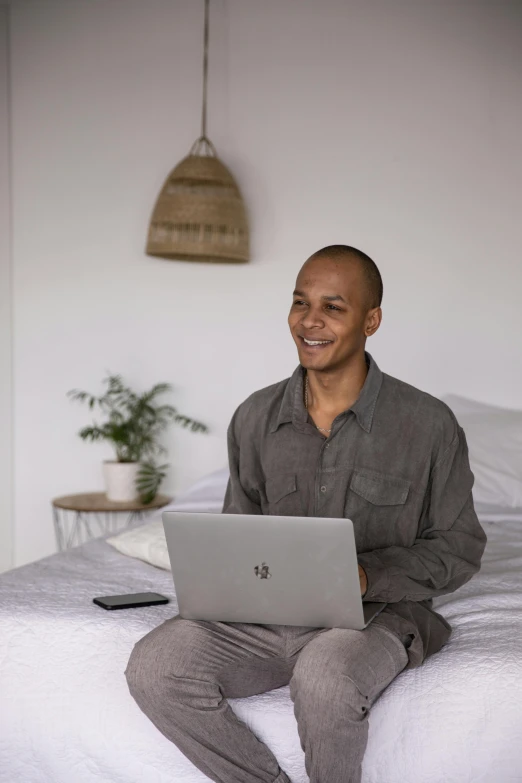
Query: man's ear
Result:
<box><xmin>364</xmin><ymin>307</ymin><xmax>382</xmax><ymax>337</ymax></box>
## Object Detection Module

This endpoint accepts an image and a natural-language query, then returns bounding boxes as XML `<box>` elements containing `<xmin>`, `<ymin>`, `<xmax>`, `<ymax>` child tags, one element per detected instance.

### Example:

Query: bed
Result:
<box><xmin>1</xmin><ymin>486</ymin><xmax>522</xmax><ymax>783</ymax></box>
<box><xmin>2</xmin><ymin>396</ymin><xmax>522</xmax><ymax>783</ymax></box>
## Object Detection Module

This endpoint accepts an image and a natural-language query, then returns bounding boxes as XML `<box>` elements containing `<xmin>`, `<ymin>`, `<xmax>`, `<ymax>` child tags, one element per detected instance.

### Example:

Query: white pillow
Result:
<box><xmin>106</xmin><ymin>466</ymin><xmax>230</xmax><ymax>569</ymax></box>
<box><xmin>443</xmin><ymin>395</ymin><xmax>522</xmax><ymax>510</ymax></box>
<box><xmin>443</xmin><ymin>394</ymin><xmax>505</xmax><ymax>416</ymax></box>
<box><xmin>160</xmin><ymin>466</ymin><xmax>229</xmax><ymax>514</ymax></box>
<box><xmin>107</xmin><ymin>520</ymin><xmax>171</xmax><ymax>570</ymax></box>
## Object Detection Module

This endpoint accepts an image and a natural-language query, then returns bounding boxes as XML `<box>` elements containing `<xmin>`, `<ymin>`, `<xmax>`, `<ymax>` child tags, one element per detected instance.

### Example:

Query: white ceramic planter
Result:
<box><xmin>103</xmin><ymin>461</ymin><xmax>140</xmax><ymax>502</ymax></box>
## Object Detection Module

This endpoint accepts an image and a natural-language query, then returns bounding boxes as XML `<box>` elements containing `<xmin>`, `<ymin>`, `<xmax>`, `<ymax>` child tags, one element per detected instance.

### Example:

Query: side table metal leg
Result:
<box><xmin>127</xmin><ymin>511</ymin><xmax>145</xmax><ymax>528</ymax></box>
<box><xmin>65</xmin><ymin>512</ymin><xmax>80</xmax><ymax>549</ymax></box>
<box><xmin>53</xmin><ymin>506</ymin><xmax>64</xmax><ymax>552</ymax></box>
<box><xmin>78</xmin><ymin>511</ymin><xmax>95</xmax><ymax>544</ymax></box>
<box><xmin>52</xmin><ymin>500</ymin><xmax>169</xmax><ymax>552</ymax></box>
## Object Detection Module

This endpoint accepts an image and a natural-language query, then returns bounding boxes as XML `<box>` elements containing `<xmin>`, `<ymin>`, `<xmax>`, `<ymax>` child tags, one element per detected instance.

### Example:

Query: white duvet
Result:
<box><xmin>1</xmin><ymin>512</ymin><xmax>522</xmax><ymax>783</ymax></box>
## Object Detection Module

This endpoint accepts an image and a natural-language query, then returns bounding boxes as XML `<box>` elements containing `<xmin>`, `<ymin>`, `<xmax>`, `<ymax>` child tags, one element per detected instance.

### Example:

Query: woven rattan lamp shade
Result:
<box><xmin>146</xmin><ymin>1</ymin><xmax>249</xmax><ymax>264</ymax></box>
<box><xmin>146</xmin><ymin>140</ymin><xmax>249</xmax><ymax>264</ymax></box>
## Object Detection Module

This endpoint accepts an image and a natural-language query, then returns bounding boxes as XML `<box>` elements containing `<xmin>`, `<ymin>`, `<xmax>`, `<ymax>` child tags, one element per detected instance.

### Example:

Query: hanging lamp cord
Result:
<box><xmin>201</xmin><ymin>0</ymin><xmax>209</xmax><ymax>140</ymax></box>
<box><xmin>190</xmin><ymin>0</ymin><xmax>216</xmax><ymax>157</ymax></box>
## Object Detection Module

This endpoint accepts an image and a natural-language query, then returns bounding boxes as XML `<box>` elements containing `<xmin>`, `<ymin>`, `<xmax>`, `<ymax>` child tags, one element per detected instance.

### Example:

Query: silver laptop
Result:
<box><xmin>162</xmin><ymin>512</ymin><xmax>386</xmax><ymax>630</ymax></box>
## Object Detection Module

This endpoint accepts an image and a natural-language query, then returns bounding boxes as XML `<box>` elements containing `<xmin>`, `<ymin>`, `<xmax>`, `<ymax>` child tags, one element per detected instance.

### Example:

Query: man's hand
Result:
<box><xmin>358</xmin><ymin>565</ymin><xmax>368</xmax><ymax>597</ymax></box>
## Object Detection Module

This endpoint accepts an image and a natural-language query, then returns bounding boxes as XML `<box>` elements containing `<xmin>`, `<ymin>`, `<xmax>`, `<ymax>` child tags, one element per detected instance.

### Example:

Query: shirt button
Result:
<box><xmin>320</xmin><ymin>485</ymin><xmax>327</xmax><ymax>493</ymax></box>
<box><xmin>325</xmin><ymin>443</ymin><xmax>330</xmax><ymax>448</ymax></box>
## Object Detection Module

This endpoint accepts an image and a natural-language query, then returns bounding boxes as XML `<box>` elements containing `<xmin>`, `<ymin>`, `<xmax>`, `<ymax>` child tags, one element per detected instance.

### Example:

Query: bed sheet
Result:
<box><xmin>1</xmin><ymin>516</ymin><xmax>522</xmax><ymax>783</ymax></box>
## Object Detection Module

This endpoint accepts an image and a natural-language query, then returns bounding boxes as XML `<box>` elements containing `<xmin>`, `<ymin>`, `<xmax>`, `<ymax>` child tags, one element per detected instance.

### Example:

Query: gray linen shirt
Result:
<box><xmin>222</xmin><ymin>351</ymin><xmax>487</xmax><ymax>668</ymax></box>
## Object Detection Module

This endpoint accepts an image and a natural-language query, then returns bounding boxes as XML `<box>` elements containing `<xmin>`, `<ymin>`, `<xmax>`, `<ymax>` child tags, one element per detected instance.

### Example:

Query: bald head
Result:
<box><xmin>289</xmin><ymin>244</ymin><xmax>383</xmax><ymax>371</ymax></box>
<box><xmin>306</xmin><ymin>245</ymin><xmax>383</xmax><ymax>311</ymax></box>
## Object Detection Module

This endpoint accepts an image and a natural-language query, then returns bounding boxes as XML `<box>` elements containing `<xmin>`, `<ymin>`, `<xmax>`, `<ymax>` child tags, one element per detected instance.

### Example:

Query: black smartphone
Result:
<box><xmin>93</xmin><ymin>592</ymin><xmax>169</xmax><ymax>610</ymax></box>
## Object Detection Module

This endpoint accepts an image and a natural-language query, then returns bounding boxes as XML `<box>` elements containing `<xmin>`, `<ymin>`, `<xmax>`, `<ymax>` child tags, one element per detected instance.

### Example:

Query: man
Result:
<box><xmin>125</xmin><ymin>245</ymin><xmax>487</xmax><ymax>783</ymax></box>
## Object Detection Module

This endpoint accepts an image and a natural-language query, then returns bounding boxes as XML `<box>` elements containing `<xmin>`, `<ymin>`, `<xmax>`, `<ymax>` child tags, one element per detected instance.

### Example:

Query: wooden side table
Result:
<box><xmin>51</xmin><ymin>493</ymin><xmax>172</xmax><ymax>551</ymax></box>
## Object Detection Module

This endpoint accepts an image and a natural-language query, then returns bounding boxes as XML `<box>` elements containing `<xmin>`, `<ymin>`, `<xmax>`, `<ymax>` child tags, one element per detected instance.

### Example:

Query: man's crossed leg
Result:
<box><xmin>125</xmin><ymin>616</ymin><xmax>408</xmax><ymax>783</ymax></box>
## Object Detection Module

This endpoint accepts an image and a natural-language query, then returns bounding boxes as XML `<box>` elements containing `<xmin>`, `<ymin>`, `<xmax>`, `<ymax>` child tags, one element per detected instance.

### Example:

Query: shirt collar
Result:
<box><xmin>270</xmin><ymin>350</ymin><xmax>383</xmax><ymax>434</ymax></box>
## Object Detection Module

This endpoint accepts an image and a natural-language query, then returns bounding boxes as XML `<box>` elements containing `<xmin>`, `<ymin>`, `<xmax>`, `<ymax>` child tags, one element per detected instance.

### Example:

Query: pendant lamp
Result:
<box><xmin>146</xmin><ymin>0</ymin><xmax>249</xmax><ymax>263</ymax></box>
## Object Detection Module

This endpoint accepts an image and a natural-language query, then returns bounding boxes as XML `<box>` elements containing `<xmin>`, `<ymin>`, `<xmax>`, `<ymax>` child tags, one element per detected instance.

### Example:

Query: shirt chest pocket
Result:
<box><xmin>350</xmin><ymin>470</ymin><xmax>410</xmax><ymax>506</ymax></box>
<box><xmin>346</xmin><ymin>469</ymin><xmax>411</xmax><ymax>548</ymax></box>
<box><xmin>263</xmin><ymin>474</ymin><xmax>300</xmax><ymax>515</ymax></box>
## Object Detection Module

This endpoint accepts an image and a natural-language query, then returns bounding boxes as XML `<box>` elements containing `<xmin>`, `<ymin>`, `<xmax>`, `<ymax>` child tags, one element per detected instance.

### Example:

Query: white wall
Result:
<box><xmin>9</xmin><ymin>0</ymin><xmax>522</xmax><ymax>566</ymax></box>
<box><xmin>0</xmin><ymin>3</ymin><xmax>13</xmax><ymax>573</ymax></box>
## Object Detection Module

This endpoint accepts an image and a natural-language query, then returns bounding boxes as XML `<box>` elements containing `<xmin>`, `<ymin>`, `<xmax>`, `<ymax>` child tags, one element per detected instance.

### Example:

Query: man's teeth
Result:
<box><xmin>303</xmin><ymin>338</ymin><xmax>331</xmax><ymax>345</ymax></box>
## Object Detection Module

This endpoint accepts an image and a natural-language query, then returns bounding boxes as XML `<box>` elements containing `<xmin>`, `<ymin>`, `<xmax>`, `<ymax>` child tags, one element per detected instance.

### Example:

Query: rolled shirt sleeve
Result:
<box><xmin>358</xmin><ymin>425</ymin><xmax>487</xmax><ymax>604</ymax></box>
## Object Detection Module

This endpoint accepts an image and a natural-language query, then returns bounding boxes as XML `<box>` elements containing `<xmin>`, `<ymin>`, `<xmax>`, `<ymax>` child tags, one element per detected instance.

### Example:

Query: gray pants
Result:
<box><xmin>125</xmin><ymin>617</ymin><xmax>408</xmax><ymax>783</ymax></box>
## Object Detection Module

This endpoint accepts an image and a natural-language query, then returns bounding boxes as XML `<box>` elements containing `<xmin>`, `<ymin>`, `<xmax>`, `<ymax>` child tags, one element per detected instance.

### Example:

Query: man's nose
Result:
<box><xmin>301</xmin><ymin>306</ymin><xmax>325</xmax><ymax>329</ymax></box>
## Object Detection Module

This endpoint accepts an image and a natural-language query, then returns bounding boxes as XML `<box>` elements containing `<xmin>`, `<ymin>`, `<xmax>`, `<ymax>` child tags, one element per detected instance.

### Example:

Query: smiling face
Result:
<box><xmin>288</xmin><ymin>255</ymin><xmax>382</xmax><ymax>372</ymax></box>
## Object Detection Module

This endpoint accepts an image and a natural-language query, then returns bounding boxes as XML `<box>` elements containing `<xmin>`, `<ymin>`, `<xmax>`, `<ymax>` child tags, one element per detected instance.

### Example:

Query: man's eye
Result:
<box><xmin>326</xmin><ymin>304</ymin><xmax>341</xmax><ymax>311</ymax></box>
<box><xmin>293</xmin><ymin>300</ymin><xmax>306</xmax><ymax>306</ymax></box>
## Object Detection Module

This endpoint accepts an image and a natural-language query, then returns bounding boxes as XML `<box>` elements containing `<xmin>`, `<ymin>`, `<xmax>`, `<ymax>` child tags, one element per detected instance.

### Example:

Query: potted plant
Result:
<box><xmin>68</xmin><ymin>374</ymin><xmax>208</xmax><ymax>503</ymax></box>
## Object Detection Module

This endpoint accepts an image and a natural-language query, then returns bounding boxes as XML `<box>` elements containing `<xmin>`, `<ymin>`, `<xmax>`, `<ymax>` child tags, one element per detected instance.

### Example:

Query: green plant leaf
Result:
<box><xmin>68</xmin><ymin>374</ymin><xmax>209</xmax><ymax>465</ymax></box>
<box><xmin>136</xmin><ymin>461</ymin><xmax>169</xmax><ymax>505</ymax></box>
